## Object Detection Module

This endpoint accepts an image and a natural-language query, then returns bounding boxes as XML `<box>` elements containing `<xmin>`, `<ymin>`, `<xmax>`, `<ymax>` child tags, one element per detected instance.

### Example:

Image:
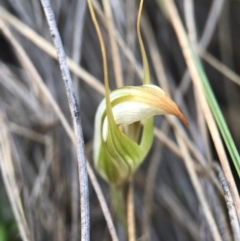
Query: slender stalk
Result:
<box><xmin>71</xmin><ymin>3</ymin><xmax>86</xmax><ymax>239</ymax></box>
<box><xmin>86</xmin><ymin>0</ymin><xmax>113</xmax><ymax>122</ymax></box>
<box><xmin>0</xmin><ymin>116</ymin><xmax>31</xmax><ymax>241</ymax></box>
<box><xmin>215</xmin><ymin>164</ymin><xmax>240</xmax><ymax>241</ymax></box>
<box><xmin>127</xmin><ymin>181</ymin><xmax>136</xmax><ymax>241</ymax></box>
<box><xmin>184</xmin><ymin>0</ymin><xmax>209</xmax><ymax>162</ymax></box>
<box><xmin>126</xmin><ymin>0</ymin><xmax>137</xmax><ymax>86</ymax></box>
<box><xmin>199</xmin><ymin>0</ymin><xmax>224</xmax><ymax>48</ymax></box>
<box><xmin>137</xmin><ymin>0</ymin><xmax>150</xmax><ymax>85</ymax></box>
<box><xmin>39</xmin><ymin>1</ymin><xmax>89</xmax><ymax>241</ymax></box>
<box><xmin>86</xmin><ymin>2</ymin><xmax>126</xmax><ymax>229</ymax></box>
<box><xmin>102</xmin><ymin>0</ymin><xmax>123</xmax><ymax>87</ymax></box>
<box><xmin>72</xmin><ymin>0</ymin><xmax>86</xmax><ymax>103</ymax></box>
<box><xmin>110</xmin><ymin>184</ymin><xmax>127</xmax><ymax>229</ymax></box>
<box><xmin>141</xmin><ymin>13</ymin><xmax>169</xmax><ymax>93</ymax></box>
<box><xmin>172</xmin><ymin>0</ymin><xmax>224</xmax><ymax>96</ymax></box>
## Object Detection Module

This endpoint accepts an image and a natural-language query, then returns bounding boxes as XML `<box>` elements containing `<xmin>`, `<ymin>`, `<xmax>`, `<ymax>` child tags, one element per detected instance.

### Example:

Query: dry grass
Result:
<box><xmin>0</xmin><ymin>0</ymin><xmax>239</xmax><ymax>241</ymax></box>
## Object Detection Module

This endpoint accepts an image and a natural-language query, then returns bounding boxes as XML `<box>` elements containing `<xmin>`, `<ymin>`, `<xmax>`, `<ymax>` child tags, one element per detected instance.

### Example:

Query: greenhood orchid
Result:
<box><xmin>93</xmin><ymin>85</ymin><xmax>188</xmax><ymax>185</ymax></box>
<box><xmin>88</xmin><ymin>0</ymin><xmax>188</xmax><ymax>185</ymax></box>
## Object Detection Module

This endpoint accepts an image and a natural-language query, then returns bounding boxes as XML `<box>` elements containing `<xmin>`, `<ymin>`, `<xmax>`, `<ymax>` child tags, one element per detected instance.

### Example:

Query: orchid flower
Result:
<box><xmin>88</xmin><ymin>0</ymin><xmax>188</xmax><ymax>185</ymax></box>
<box><xmin>94</xmin><ymin>85</ymin><xmax>188</xmax><ymax>185</ymax></box>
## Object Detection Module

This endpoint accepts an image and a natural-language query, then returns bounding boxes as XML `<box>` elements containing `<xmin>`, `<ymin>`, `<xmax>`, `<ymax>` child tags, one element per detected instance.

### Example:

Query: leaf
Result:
<box><xmin>193</xmin><ymin>52</ymin><xmax>240</xmax><ymax>176</ymax></box>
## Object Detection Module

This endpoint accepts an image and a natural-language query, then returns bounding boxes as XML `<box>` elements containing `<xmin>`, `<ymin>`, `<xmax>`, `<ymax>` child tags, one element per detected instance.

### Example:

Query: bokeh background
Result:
<box><xmin>0</xmin><ymin>0</ymin><xmax>240</xmax><ymax>240</ymax></box>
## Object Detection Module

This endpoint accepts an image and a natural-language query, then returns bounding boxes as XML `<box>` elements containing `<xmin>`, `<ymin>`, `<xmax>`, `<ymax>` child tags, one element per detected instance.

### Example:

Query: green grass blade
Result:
<box><xmin>193</xmin><ymin>52</ymin><xmax>240</xmax><ymax>176</ymax></box>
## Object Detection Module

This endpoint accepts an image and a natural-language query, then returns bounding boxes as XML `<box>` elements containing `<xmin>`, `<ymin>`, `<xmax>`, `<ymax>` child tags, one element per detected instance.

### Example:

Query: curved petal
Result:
<box><xmin>101</xmin><ymin>85</ymin><xmax>188</xmax><ymax>140</ymax></box>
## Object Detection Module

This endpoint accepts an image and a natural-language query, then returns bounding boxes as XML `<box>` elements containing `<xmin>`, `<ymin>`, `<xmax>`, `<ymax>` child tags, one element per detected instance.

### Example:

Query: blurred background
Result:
<box><xmin>0</xmin><ymin>0</ymin><xmax>240</xmax><ymax>240</ymax></box>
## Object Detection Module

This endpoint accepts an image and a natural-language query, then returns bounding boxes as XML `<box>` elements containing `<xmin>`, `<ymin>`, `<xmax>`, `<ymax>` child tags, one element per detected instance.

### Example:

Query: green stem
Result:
<box><xmin>110</xmin><ymin>184</ymin><xmax>127</xmax><ymax>231</ymax></box>
<box><xmin>86</xmin><ymin>0</ymin><xmax>115</xmax><ymax>128</ymax></box>
<box><xmin>137</xmin><ymin>0</ymin><xmax>150</xmax><ymax>85</ymax></box>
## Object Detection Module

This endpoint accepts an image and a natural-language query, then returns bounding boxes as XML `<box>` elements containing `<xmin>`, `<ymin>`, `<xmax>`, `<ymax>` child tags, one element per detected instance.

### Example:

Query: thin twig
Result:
<box><xmin>102</xmin><ymin>0</ymin><xmax>123</xmax><ymax>87</ymax></box>
<box><xmin>210</xmin><ymin>182</ymin><xmax>232</xmax><ymax>241</ymax></box>
<box><xmin>141</xmin><ymin>13</ymin><xmax>169</xmax><ymax>94</ymax></box>
<box><xmin>71</xmin><ymin>148</ymin><xmax>80</xmax><ymax>241</ymax></box>
<box><xmin>199</xmin><ymin>49</ymin><xmax>240</xmax><ymax>88</ymax></box>
<box><xmin>71</xmin><ymin>2</ymin><xmax>86</xmax><ymax>239</ymax></box>
<box><xmin>142</xmin><ymin>121</ymin><xmax>168</xmax><ymax>239</ymax></box>
<box><xmin>199</xmin><ymin>0</ymin><xmax>224</xmax><ymax>48</ymax></box>
<box><xmin>39</xmin><ymin>1</ymin><xmax>90</xmax><ymax>241</ymax></box>
<box><xmin>184</xmin><ymin>0</ymin><xmax>197</xmax><ymax>47</ymax></box>
<box><xmin>87</xmin><ymin>165</ymin><xmax>119</xmax><ymax>241</ymax></box>
<box><xmin>72</xmin><ymin>0</ymin><xmax>86</xmax><ymax>102</ymax></box>
<box><xmin>215</xmin><ymin>164</ymin><xmax>240</xmax><ymax>241</ymax></box>
<box><xmin>30</xmin><ymin>138</ymin><xmax>53</xmax><ymax>206</ymax></box>
<box><xmin>9</xmin><ymin>122</ymin><xmax>47</xmax><ymax>144</ymax></box>
<box><xmin>184</xmin><ymin>0</ymin><xmax>210</xmax><ymax>163</ymax></box>
<box><xmin>125</xmin><ymin>0</ymin><xmax>137</xmax><ymax>85</ymax></box>
<box><xmin>0</xmin><ymin>115</ymin><xmax>31</xmax><ymax>241</ymax></box>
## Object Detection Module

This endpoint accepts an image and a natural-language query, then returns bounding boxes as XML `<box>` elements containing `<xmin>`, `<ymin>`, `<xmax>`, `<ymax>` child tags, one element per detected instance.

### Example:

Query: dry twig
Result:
<box><xmin>40</xmin><ymin>1</ymin><xmax>90</xmax><ymax>240</ymax></box>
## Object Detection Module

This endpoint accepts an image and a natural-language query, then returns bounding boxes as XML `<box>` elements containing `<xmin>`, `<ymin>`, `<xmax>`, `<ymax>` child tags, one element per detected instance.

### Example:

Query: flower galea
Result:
<box><xmin>93</xmin><ymin>85</ymin><xmax>188</xmax><ymax>185</ymax></box>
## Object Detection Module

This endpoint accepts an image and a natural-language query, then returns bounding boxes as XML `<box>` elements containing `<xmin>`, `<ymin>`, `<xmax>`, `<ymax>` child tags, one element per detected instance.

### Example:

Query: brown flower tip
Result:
<box><xmin>178</xmin><ymin>111</ymin><xmax>189</xmax><ymax>127</ymax></box>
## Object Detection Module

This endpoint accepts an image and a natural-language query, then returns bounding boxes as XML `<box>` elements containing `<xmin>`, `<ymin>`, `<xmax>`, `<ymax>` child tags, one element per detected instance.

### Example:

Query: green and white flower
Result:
<box><xmin>90</xmin><ymin>0</ymin><xmax>188</xmax><ymax>186</ymax></box>
<box><xmin>94</xmin><ymin>84</ymin><xmax>188</xmax><ymax>185</ymax></box>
